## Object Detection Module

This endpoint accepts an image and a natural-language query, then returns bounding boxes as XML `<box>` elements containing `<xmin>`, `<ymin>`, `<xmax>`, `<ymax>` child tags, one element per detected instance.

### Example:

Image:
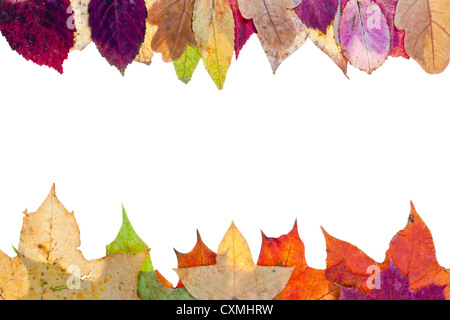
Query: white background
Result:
<box><xmin>0</xmin><ymin>33</ymin><xmax>449</xmax><ymax>285</ymax></box>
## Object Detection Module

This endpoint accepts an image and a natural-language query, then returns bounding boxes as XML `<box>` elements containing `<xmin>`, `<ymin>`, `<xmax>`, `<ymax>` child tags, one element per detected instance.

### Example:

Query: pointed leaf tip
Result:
<box><xmin>50</xmin><ymin>183</ymin><xmax>56</xmax><ymax>195</ymax></box>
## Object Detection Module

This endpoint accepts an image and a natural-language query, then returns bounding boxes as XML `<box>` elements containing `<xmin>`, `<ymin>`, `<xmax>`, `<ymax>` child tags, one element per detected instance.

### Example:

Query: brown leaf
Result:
<box><xmin>395</xmin><ymin>0</ymin><xmax>450</xmax><ymax>73</ymax></box>
<box><xmin>147</xmin><ymin>0</ymin><xmax>197</xmax><ymax>62</ymax></box>
<box><xmin>238</xmin><ymin>0</ymin><xmax>301</xmax><ymax>51</ymax></box>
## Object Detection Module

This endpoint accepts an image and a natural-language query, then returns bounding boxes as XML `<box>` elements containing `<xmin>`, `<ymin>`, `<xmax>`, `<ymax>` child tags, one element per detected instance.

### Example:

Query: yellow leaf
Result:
<box><xmin>0</xmin><ymin>185</ymin><xmax>147</xmax><ymax>300</ymax></box>
<box><xmin>175</xmin><ymin>222</ymin><xmax>294</xmax><ymax>300</ymax></box>
<box><xmin>70</xmin><ymin>0</ymin><xmax>91</xmax><ymax>51</ymax></box>
<box><xmin>192</xmin><ymin>0</ymin><xmax>235</xmax><ymax>89</ymax></box>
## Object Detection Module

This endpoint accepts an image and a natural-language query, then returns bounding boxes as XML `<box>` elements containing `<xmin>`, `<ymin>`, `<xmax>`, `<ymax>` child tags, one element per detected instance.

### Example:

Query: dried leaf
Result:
<box><xmin>259</xmin><ymin>10</ymin><xmax>307</xmax><ymax>73</ymax></box>
<box><xmin>175</xmin><ymin>222</ymin><xmax>294</xmax><ymax>300</ymax></box>
<box><xmin>147</xmin><ymin>0</ymin><xmax>197</xmax><ymax>62</ymax></box>
<box><xmin>0</xmin><ymin>185</ymin><xmax>147</xmax><ymax>300</ymax></box>
<box><xmin>395</xmin><ymin>0</ymin><xmax>450</xmax><ymax>73</ymax></box>
<box><xmin>238</xmin><ymin>0</ymin><xmax>301</xmax><ymax>51</ymax></box>
<box><xmin>295</xmin><ymin>0</ymin><xmax>339</xmax><ymax>34</ymax></box>
<box><xmin>193</xmin><ymin>0</ymin><xmax>235</xmax><ymax>89</ymax></box>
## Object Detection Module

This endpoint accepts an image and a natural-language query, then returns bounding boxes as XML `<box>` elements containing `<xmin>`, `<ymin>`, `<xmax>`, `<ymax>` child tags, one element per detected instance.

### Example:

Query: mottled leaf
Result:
<box><xmin>193</xmin><ymin>0</ymin><xmax>235</xmax><ymax>89</ymax></box>
<box><xmin>70</xmin><ymin>0</ymin><xmax>91</xmax><ymax>51</ymax></box>
<box><xmin>173</xmin><ymin>44</ymin><xmax>202</xmax><ymax>84</ymax></box>
<box><xmin>89</xmin><ymin>0</ymin><xmax>147</xmax><ymax>73</ymax></box>
<box><xmin>395</xmin><ymin>0</ymin><xmax>450</xmax><ymax>73</ymax></box>
<box><xmin>0</xmin><ymin>0</ymin><xmax>74</xmax><ymax>73</ymax></box>
<box><xmin>147</xmin><ymin>0</ymin><xmax>197</xmax><ymax>62</ymax></box>
<box><xmin>0</xmin><ymin>185</ymin><xmax>147</xmax><ymax>300</ymax></box>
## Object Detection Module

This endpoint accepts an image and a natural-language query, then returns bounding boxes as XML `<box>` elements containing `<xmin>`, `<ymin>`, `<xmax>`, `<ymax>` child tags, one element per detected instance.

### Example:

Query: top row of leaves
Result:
<box><xmin>0</xmin><ymin>0</ymin><xmax>449</xmax><ymax>89</ymax></box>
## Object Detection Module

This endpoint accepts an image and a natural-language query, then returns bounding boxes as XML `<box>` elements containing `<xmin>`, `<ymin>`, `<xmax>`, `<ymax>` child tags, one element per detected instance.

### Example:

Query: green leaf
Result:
<box><xmin>106</xmin><ymin>205</ymin><xmax>196</xmax><ymax>300</ymax></box>
<box><xmin>173</xmin><ymin>45</ymin><xmax>202</xmax><ymax>84</ymax></box>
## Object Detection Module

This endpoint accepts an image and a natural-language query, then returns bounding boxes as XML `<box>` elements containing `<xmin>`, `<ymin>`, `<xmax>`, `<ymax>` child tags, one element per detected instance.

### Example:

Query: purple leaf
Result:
<box><xmin>0</xmin><ymin>0</ymin><xmax>74</xmax><ymax>73</ymax></box>
<box><xmin>88</xmin><ymin>0</ymin><xmax>147</xmax><ymax>73</ymax></box>
<box><xmin>339</xmin><ymin>262</ymin><xmax>446</xmax><ymax>300</ymax></box>
<box><xmin>294</xmin><ymin>0</ymin><xmax>338</xmax><ymax>35</ymax></box>
<box><xmin>339</xmin><ymin>0</ymin><xmax>390</xmax><ymax>74</ymax></box>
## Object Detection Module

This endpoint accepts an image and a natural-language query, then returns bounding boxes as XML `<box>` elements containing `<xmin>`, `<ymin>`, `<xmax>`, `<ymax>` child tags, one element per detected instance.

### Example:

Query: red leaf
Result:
<box><xmin>228</xmin><ymin>0</ymin><xmax>257</xmax><ymax>59</ymax></box>
<box><xmin>0</xmin><ymin>0</ymin><xmax>75</xmax><ymax>73</ymax></box>
<box><xmin>258</xmin><ymin>221</ymin><xmax>339</xmax><ymax>300</ymax></box>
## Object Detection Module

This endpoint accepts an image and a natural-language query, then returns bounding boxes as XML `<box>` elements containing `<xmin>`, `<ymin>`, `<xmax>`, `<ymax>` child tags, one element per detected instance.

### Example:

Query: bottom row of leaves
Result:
<box><xmin>0</xmin><ymin>184</ymin><xmax>449</xmax><ymax>300</ymax></box>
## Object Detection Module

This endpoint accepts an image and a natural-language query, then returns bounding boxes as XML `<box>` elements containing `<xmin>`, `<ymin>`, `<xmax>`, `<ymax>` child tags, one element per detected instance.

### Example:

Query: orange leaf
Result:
<box><xmin>387</xmin><ymin>202</ymin><xmax>450</xmax><ymax>291</ymax></box>
<box><xmin>258</xmin><ymin>221</ymin><xmax>338</xmax><ymax>300</ymax></box>
<box><xmin>322</xmin><ymin>227</ymin><xmax>387</xmax><ymax>293</ymax></box>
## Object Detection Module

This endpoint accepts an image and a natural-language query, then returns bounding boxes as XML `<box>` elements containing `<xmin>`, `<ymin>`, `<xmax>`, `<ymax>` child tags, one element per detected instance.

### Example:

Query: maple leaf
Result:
<box><xmin>0</xmin><ymin>0</ymin><xmax>74</xmax><ymax>73</ymax></box>
<box><xmin>192</xmin><ymin>0</ymin><xmax>235</xmax><ymax>89</ymax></box>
<box><xmin>173</xmin><ymin>44</ymin><xmax>202</xmax><ymax>84</ymax></box>
<box><xmin>88</xmin><ymin>0</ymin><xmax>147</xmax><ymax>73</ymax></box>
<box><xmin>339</xmin><ymin>262</ymin><xmax>446</xmax><ymax>300</ymax></box>
<box><xmin>395</xmin><ymin>0</ymin><xmax>450</xmax><ymax>73</ymax></box>
<box><xmin>147</xmin><ymin>0</ymin><xmax>197</xmax><ymax>62</ymax></box>
<box><xmin>0</xmin><ymin>185</ymin><xmax>147</xmax><ymax>300</ymax></box>
<box><xmin>339</xmin><ymin>0</ymin><xmax>391</xmax><ymax>74</ymax></box>
<box><xmin>175</xmin><ymin>222</ymin><xmax>294</xmax><ymax>300</ymax></box>
<box><xmin>174</xmin><ymin>230</ymin><xmax>217</xmax><ymax>288</ymax></box>
<box><xmin>257</xmin><ymin>221</ymin><xmax>339</xmax><ymax>300</ymax></box>
<box><xmin>294</xmin><ymin>0</ymin><xmax>338</xmax><ymax>34</ymax></box>
<box><xmin>70</xmin><ymin>0</ymin><xmax>91</xmax><ymax>51</ymax></box>
<box><xmin>106</xmin><ymin>205</ymin><xmax>196</xmax><ymax>300</ymax></box>
<box><xmin>259</xmin><ymin>9</ymin><xmax>308</xmax><ymax>73</ymax></box>
<box><xmin>135</xmin><ymin>0</ymin><xmax>158</xmax><ymax>65</ymax></box>
<box><xmin>322</xmin><ymin>226</ymin><xmax>388</xmax><ymax>294</ymax></box>
<box><xmin>228</xmin><ymin>0</ymin><xmax>257</xmax><ymax>58</ymax></box>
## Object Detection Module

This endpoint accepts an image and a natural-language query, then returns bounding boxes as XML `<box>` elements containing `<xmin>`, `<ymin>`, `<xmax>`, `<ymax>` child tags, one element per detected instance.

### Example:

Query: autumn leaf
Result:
<box><xmin>395</xmin><ymin>0</ymin><xmax>450</xmax><ymax>73</ymax></box>
<box><xmin>0</xmin><ymin>0</ymin><xmax>75</xmax><ymax>73</ymax></box>
<box><xmin>339</xmin><ymin>262</ymin><xmax>446</xmax><ymax>300</ymax></box>
<box><xmin>175</xmin><ymin>222</ymin><xmax>294</xmax><ymax>300</ymax></box>
<box><xmin>70</xmin><ymin>0</ymin><xmax>91</xmax><ymax>51</ymax></box>
<box><xmin>147</xmin><ymin>0</ymin><xmax>197</xmax><ymax>62</ymax></box>
<box><xmin>259</xmin><ymin>10</ymin><xmax>307</xmax><ymax>73</ymax></box>
<box><xmin>258</xmin><ymin>221</ymin><xmax>339</xmax><ymax>300</ymax></box>
<box><xmin>193</xmin><ymin>0</ymin><xmax>235</xmax><ymax>89</ymax></box>
<box><xmin>174</xmin><ymin>230</ymin><xmax>217</xmax><ymax>288</ymax></box>
<box><xmin>106</xmin><ymin>205</ymin><xmax>196</xmax><ymax>300</ymax></box>
<box><xmin>322</xmin><ymin>226</ymin><xmax>388</xmax><ymax>294</ymax></box>
<box><xmin>135</xmin><ymin>0</ymin><xmax>158</xmax><ymax>65</ymax></box>
<box><xmin>294</xmin><ymin>0</ymin><xmax>338</xmax><ymax>34</ymax></box>
<box><xmin>228</xmin><ymin>0</ymin><xmax>257</xmax><ymax>58</ymax></box>
<box><xmin>387</xmin><ymin>202</ymin><xmax>450</xmax><ymax>294</ymax></box>
<box><xmin>238</xmin><ymin>0</ymin><xmax>301</xmax><ymax>52</ymax></box>
<box><xmin>173</xmin><ymin>44</ymin><xmax>202</xmax><ymax>84</ymax></box>
<box><xmin>88</xmin><ymin>0</ymin><xmax>147</xmax><ymax>73</ymax></box>
<box><xmin>0</xmin><ymin>185</ymin><xmax>147</xmax><ymax>300</ymax></box>
<box><xmin>339</xmin><ymin>0</ymin><xmax>391</xmax><ymax>74</ymax></box>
